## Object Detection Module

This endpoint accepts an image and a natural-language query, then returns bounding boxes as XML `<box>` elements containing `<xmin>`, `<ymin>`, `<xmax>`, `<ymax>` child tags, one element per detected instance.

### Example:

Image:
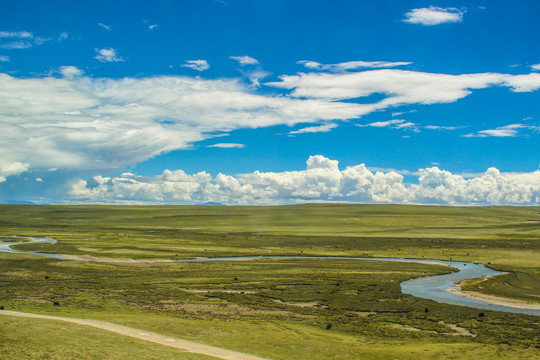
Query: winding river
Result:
<box><xmin>1</xmin><ymin>236</ymin><xmax>539</xmax><ymax>316</ymax></box>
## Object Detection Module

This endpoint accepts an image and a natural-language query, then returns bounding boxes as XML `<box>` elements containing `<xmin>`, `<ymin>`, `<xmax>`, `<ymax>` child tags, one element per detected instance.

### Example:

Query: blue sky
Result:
<box><xmin>0</xmin><ymin>0</ymin><xmax>539</xmax><ymax>205</ymax></box>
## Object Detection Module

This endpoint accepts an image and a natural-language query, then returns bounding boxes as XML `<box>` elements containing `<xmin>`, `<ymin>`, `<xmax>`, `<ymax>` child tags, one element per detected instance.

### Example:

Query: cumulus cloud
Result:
<box><xmin>289</xmin><ymin>123</ymin><xmax>338</xmax><ymax>134</ymax></box>
<box><xmin>94</xmin><ymin>48</ymin><xmax>124</xmax><ymax>62</ymax></box>
<box><xmin>59</xmin><ymin>66</ymin><xmax>84</xmax><ymax>79</ymax></box>
<box><xmin>182</xmin><ymin>59</ymin><xmax>210</xmax><ymax>71</ymax></box>
<box><xmin>403</xmin><ymin>6</ymin><xmax>465</xmax><ymax>26</ymax></box>
<box><xmin>297</xmin><ymin>60</ymin><xmax>411</xmax><ymax>72</ymax></box>
<box><xmin>231</xmin><ymin>55</ymin><xmax>259</xmax><ymax>66</ymax></box>
<box><xmin>69</xmin><ymin>155</ymin><xmax>540</xmax><ymax>205</ymax></box>
<box><xmin>0</xmin><ymin>161</ymin><xmax>29</xmax><ymax>183</ymax></box>
<box><xmin>207</xmin><ymin>143</ymin><xmax>245</xmax><ymax>148</ymax></box>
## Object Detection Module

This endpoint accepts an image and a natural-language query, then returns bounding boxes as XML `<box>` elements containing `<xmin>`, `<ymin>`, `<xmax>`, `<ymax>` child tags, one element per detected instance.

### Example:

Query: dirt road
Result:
<box><xmin>0</xmin><ymin>310</ymin><xmax>269</xmax><ymax>360</ymax></box>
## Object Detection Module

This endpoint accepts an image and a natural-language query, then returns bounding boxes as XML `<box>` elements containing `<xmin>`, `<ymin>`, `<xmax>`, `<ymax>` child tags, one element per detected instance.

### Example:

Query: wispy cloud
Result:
<box><xmin>358</xmin><ymin>119</ymin><xmax>417</xmax><ymax>131</ymax></box>
<box><xmin>182</xmin><ymin>59</ymin><xmax>209</xmax><ymax>71</ymax></box>
<box><xmin>297</xmin><ymin>60</ymin><xmax>411</xmax><ymax>72</ymax></box>
<box><xmin>403</xmin><ymin>6</ymin><xmax>465</xmax><ymax>26</ymax></box>
<box><xmin>207</xmin><ymin>143</ymin><xmax>245</xmax><ymax>148</ymax></box>
<box><xmin>0</xmin><ymin>66</ymin><xmax>539</xmax><ymax>184</ymax></box>
<box><xmin>532</xmin><ymin>64</ymin><xmax>540</xmax><ymax>71</ymax></box>
<box><xmin>148</xmin><ymin>24</ymin><xmax>158</xmax><ymax>30</ymax></box>
<box><xmin>424</xmin><ymin>125</ymin><xmax>461</xmax><ymax>130</ymax></box>
<box><xmin>231</xmin><ymin>55</ymin><xmax>259</xmax><ymax>66</ymax></box>
<box><xmin>463</xmin><ymin>124</ymin><xmax>538</xmax><ymax>138</ymax></box>
<box><xmin>0</xmin><ymin>31</ymin><xmax>33</xmax><ymax>38</ymax></box>
<box><xmin>0</xmin><ymin>55</ymin><xmax>10</xmax><ymax>62</ymax></box>
<box><xmin>94</xmin><ymin>48</ymin><xmax>124</xmax><ymax>62</ymax></box>
<box><xmin>289</xmin><ymin>123</ymin><xmax>338</xmax><ymax>135</ymax></box>
<box><xmin>98</xmin><ymin>23</ymin><xmax>112</xmax><ymax>31</ymax></box>
<box><xmin>267</xmin><ymin>69</ymin><xmax>540</xmax><ymax>103</ymax></box>
<box><xmin>0</xmin><ymin>30</ymin><xmax>67</xmax><ymax>50</ymax></box>
<box><xmin>0</xmin><ymin>41</ymin><xmax>33</xmax><ymax>49</ymax></box>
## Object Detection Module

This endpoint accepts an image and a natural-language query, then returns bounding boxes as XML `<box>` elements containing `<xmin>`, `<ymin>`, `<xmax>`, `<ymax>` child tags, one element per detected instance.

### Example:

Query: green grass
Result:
<box><xmin>0</xmin><ymin>315</ymin><xmax>214</xmax><ymax>360</ymax></box>
<box><xmin>0</xmin><ymin>204</ymin><xmax>539</xmax><ymax>359</ymax></box>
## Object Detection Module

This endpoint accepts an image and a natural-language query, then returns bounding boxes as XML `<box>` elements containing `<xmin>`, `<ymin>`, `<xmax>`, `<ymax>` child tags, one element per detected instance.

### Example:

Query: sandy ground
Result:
<box><xmin>449</xmin><ymin>284</ymin><xmax>540</xmax><ymax>310</ymax></box>
<box><xmin>0</xmin><ymin>310</ymin><xmax>268</xmax><ymax>360</ymax></box>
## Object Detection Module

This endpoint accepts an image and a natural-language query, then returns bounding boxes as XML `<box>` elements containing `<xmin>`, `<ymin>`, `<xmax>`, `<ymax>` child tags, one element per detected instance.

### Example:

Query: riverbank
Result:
<box><xmin>449</xmin><ymin>283</ymin><xmax>540</xmax><ymax>310</ymax></box>
<box><xmin>1</xmin><ymin>236</ymin><xmax>539</xmax><ymax>315</ymax></box>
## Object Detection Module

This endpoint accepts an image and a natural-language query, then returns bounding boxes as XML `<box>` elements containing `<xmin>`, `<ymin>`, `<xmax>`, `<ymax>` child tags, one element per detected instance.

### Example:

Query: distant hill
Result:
<box><xmin>197</xmin><ymin>202</ymin><xmax>226</xmax><ymax>206</ymax></box>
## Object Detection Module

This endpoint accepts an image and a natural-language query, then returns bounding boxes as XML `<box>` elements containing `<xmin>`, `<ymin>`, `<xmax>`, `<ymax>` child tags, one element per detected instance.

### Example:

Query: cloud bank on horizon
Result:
<box><xmin>70</xmin><ymin>155</ymin><xmax>540</xmax><ymax>206</ymax></box>
<box><xmin>0</xmin><ymin>1</ymin><xmax>539</xmax><ymax>205</ymax></box>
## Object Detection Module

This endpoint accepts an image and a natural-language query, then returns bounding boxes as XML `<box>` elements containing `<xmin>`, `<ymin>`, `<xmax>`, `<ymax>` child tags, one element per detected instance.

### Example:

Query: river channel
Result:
<box><xmin>1</xmin><ymin>236</ymin><xmax>538</xmax><ymax>316</ymax></box>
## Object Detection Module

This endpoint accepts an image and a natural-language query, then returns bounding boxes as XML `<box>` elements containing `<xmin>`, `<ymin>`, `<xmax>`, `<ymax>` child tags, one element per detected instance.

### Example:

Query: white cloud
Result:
<box><xmin>149</xmin><ymin>24</ymin><xmax>158</xmax><ymax>30</ymax></box>
<box><xmin>69</xmin><ymin>155</ymin><xmax>540</xmax><ymax>205</ymax></box>
<box><xmin>403</xmin><ymin>6</ymin><xmax>465</xmax><ymax>26</ymax></box>
<box><xmin>0</xmin><ymin>161</ymin><xmax>29</xmax><ymax>183</ymax></box>
<box><xmin>182</xmin><ymin>59</ymin><xmax>209</xmax><ymax>71</ymax></box>
<box><xmin>532</xmin><ymin>64</ymin><xmax>540</xmax><ymax>71</ymax></box>
<box><xmin>289</xmin><ymin>123</ymin><xmax>338</xmax><ymax>135</ymax></box>
<box><xmin>231</xmin><ymin>55</ymin><xmax>259</xmax><ymax>66</ymax></box>
<box><xmin>94</xmin><ymin>48</ymin><xmax>124</xmax><ymax>62</ymax></box>
<box><xmin>503</xmin><ymin>73</ymin><xmax>540</xmax><ymax>92</ymax></box>
<box><xmin>424</xmin><ymin>125</ymin><xmax>460</xmax><ymax>130</ymax></box>
<box><xmin>0</xmin><ymin>55</ymin><xmax>9</xmax><ymax>62</ymax></box>
<box><xmin>0</xmin><ymin>73</ymin><xmax>371</xmax><ymax>180</ymax></box>
<box><xmin>358</xmin><ymin>119</ymin><xmax>417</xmax><ymax>131</ymax></box>
<box><xmin>59</xmin><ymin>66</ymin><xmax>84</xmax><ymax>79</ymax></box>
<box><xmin>34</xmin><ymin>37</ymin><xmax>52</xmax><ymax>46</ymax></box>
<box><xmin>0</xmin><ymin>41</ymin><xmax>33</xmax><ymax>49</ymax></box>
<box><xmin>0</xmin><ymin>31</ymin><xmax>66</xmax><ymax>50</ymax></box>
<box><xmin>297</xmin><ymin>60</ymin><xmax>412</xmax><ymax>72</ymax></box>
<box><xmin>0</xmin><ymin>66</ymin><xmax>539</xmax><ymax>184</ymax></box>
<box><xmin>207</xmin><ymin>143</ymin><xmax>245</xmax><ymax>148</ymax></box>
<box><xmin>464</xmin><ymin>124</ymin><xmax>539</xmax><ymax>138</ymax></box>
<box><xmin>0</xmin><ymin>31</ymin><xmax>33</xmax><ymax>38</ymax></box>
<box><xmin>266</xmin><ymin>70</ymin><xmax>540</xmax><ymax>107</ymax></box>
<box><xmin>35</xmin><ymin>178</ymin><xmax>43</xmax><ymax>182</ymax></box>
<box><xmin>360</xmin><ymin>119</ymin><xmax>407</xmax><ymax>128</ymax></box>
<box><xmin>98</xmin><ymin>23</ymin><xmax>112</xmax><ymax>31</ymax></box>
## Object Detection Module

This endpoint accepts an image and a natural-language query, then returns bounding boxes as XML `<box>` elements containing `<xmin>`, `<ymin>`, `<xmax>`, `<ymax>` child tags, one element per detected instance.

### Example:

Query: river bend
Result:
<box><xmin>1</xmin><ymin>236</ymin><xmax>538</xmax><ymax>316</ymax></box>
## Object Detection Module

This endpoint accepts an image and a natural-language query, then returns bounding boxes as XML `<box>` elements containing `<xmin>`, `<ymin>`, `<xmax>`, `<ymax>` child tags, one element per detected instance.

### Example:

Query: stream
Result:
<box><xmin>1</xmin><ymin>236</ymin><xmax>538</xmax><ymax>316</ymax></box>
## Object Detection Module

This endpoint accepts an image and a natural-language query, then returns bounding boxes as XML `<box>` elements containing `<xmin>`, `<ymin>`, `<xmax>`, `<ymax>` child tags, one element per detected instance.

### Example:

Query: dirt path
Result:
<box><xmin>0</xmin><ymin>310</ymin><xmax>269</xmax><ymax>360</ymax></box>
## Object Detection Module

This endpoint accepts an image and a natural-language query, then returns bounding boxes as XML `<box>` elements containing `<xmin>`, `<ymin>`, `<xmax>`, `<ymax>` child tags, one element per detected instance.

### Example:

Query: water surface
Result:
<box><xmin>1</xmin><ymin>236</ymin><xmax>538</xmax><ymax>316</ymax></box>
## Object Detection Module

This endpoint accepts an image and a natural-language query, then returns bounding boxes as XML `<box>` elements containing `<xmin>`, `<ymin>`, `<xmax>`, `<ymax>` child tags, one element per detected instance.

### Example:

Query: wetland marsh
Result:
<box><xmin>0</xmin><ymin>204</ymin><xmax>538</xmax><ymax>359</ymax></box>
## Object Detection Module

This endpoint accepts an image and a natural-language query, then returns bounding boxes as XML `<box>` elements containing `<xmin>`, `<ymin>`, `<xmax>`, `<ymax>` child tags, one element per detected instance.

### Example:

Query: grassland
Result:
<box><xmin>0</xmin><ymin>204</ymin><xmax>538</xmax><ymax>359</ymax></box>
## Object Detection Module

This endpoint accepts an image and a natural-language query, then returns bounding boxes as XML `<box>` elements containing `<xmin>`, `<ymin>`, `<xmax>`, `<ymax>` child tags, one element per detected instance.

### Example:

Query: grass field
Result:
<box><xmin>0</xmin><ymin>204</ymin><xmax>538</xmax><ymax>359</ymax></box>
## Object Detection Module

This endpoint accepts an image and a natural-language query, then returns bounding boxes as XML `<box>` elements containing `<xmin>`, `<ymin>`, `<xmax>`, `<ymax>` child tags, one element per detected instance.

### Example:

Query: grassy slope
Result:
<box><xmin>0</xmin><ymin>204</ymin><xmax>538</xmax><ymax>359</ymax></box>
<box><xmin>0</xmin><ymin>316</ymin><xmax>213</xmax><ymax>360</ymax></box>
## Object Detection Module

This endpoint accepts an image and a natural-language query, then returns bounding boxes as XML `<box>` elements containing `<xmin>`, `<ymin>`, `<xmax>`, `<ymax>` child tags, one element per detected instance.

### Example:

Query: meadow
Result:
<box><xmin>0</xmin><ymin>204</ymin><xmax>538</xmax><ymax>359</ymax></box>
